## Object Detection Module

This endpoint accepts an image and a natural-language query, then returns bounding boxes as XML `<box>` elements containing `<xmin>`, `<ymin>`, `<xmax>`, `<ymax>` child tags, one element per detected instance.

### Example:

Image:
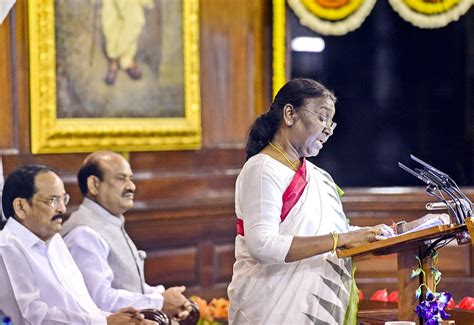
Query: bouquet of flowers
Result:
<box><xmin>190</xmin><ymin>296</ymin><xmax>229</xmax><ymax>325</ymax></box>
<box><xmin>411</xmin><ymin>253</ymin><xmax>451</xmax><ymax>325</ymax></box>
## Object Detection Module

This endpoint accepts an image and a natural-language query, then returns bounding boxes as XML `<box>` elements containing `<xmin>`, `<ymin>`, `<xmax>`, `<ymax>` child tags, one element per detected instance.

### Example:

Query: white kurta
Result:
<box><xmin>0</xmin><ymin>218</ymin><xmax>107</xmax><ymax>324</ymax></box>
<box><xmin>228</xmin><ymin>154</ymin><xmax>355</xmax><ymax>325</ymax></box>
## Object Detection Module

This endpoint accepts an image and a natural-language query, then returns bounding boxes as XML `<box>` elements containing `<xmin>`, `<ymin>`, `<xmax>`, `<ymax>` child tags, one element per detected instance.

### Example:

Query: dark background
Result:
<box><xmin>289</xmin><ymin>0</ymin><xmax>473</xmax><ymax>187</ymax></box>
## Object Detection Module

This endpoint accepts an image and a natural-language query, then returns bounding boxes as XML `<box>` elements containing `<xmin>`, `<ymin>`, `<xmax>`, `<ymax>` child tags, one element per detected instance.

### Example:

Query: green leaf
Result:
<box><xmin>411</xmin><ymin>268</ymin><xmax>422</xmax><ymax>278</ymax></box>
<box><xmin>432</xmin><ymin>267</ymin><xmax>442</xmax><ymax>283</ymax></box>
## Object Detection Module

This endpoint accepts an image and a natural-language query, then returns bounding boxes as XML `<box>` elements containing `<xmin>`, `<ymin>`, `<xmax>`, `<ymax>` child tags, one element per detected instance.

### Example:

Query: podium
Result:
<box><xmin>338</xmin><ymin>217</ymin><xmax>474</xmax><ymax>323</ymax></box>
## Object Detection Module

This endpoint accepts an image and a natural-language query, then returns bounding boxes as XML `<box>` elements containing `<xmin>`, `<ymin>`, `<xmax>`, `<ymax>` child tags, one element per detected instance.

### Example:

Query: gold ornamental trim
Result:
<box><xmin>287</xmin><ymin>0</ymin><xmax>377</xmax><ymax>35</ymax></box>
<box><xmin>388</xmin><ymin>0</ymin><xmax>473</xmax><ymax>28</ymax></box>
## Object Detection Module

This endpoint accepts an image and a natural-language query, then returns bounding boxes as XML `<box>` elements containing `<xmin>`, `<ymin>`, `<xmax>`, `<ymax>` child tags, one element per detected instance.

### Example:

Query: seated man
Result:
<box><xmin>61</xmin><ymin>151</ymin><xmax>191</xmax><ymax>320</ymax></box>
<box><xmin>0</xmin><ymin>164</ymin><xmax>156</xmax><ymax>324</ymax></box>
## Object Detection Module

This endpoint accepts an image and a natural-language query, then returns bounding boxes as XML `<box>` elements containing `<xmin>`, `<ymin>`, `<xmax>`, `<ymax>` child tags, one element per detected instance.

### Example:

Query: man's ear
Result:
<box><xmin>12</xmin><ymin>198</ymin><xmax>27</xmax><ymax>221</ymax></box>
<box><xmin>87</xmin><ymin>175</ymin><xmax>100</xmax><ymax>196</ymax></box>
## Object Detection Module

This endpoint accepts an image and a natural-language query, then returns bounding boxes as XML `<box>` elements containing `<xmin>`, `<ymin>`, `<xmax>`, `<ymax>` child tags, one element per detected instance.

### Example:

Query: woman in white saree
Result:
<box><xmin>227</xmin><ymin>78</ymin><xmax>395</xmax><ymax>325</ymax></box>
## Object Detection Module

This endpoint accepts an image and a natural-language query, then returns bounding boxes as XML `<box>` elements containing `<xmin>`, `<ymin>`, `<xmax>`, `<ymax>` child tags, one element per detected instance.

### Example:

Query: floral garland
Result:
<box><xmin>388</xmin><ymin>0</ymin><xmax>473</xmax><ymax>28</ymax></box>
<box><xmin>300</xmin><ymin>0</ymin><xmax>364</xmax><ymax>21</ymax></box>
<box><xmin>287</xmin><ymin>0</ymin><xmax>377</xmax><ymax>35</ymax></box>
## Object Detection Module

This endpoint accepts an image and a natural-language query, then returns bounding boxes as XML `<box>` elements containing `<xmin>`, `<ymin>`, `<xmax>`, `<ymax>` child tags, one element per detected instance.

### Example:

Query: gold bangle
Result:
<box><xmin>330</xmin><ymin>231</ymin><xmax>339</xmax><ymax>254</ymax></box>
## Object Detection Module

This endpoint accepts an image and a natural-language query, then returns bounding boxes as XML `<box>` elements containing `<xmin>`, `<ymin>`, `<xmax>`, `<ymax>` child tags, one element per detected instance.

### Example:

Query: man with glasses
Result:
<box><xmin>0</xmin><ymin>164</ymin><xmax>156</xmax><ymax>324</ymax></box>
<box><xmin>61</xmin><ymin>151</ymin><xmax>191</xmax><ymax>321</ymax></box>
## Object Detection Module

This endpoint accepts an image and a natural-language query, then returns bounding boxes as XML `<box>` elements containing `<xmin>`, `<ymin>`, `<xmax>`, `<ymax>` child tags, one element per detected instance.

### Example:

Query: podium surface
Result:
<box><xmin>338</xmin><ymin>224</ymin><xmax>466</xmax><ymax>259</ymax></box>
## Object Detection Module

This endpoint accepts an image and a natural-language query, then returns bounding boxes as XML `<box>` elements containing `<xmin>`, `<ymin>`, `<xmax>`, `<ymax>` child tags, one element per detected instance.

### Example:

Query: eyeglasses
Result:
<box><xmin>34</xmin><ymin>193</ymin><xmax>70</xmax><ymax>208</ymax></box>
<box><xmin>300</xmin><ymin>108</ymin><xmax>337</xmax><ymax>132</ymax></box>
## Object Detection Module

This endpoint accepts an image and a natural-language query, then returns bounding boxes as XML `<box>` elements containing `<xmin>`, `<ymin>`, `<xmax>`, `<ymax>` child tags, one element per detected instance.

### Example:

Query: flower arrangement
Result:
<box><xmin>415</xmin><ymin>291</ymin><xmax>452</xmax><ymax>325</ymax></box>
<box><xmin>411</xmin><ymin>253</ymin><xmax>451</xmax><ymax>325</ymax></box>
<box><xmin>190</xmin><ymin>296</ymin><xmax>229</xmax><ymax>325</ymax></box>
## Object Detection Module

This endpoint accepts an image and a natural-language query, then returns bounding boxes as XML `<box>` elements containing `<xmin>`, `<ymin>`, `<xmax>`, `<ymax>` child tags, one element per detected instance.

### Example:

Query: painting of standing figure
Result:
<box><xmin>55</xmin><ymin>0</ymin><xmax>184</xmax><ymax>118</ymax></box>
<box><xmin>101</xmin><ymin>0</ymin><xmax>155</xmax><ymax>86</ymax></box>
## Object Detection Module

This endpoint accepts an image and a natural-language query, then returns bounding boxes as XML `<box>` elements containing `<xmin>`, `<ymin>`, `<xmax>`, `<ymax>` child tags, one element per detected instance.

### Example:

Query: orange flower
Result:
<box><xmin>190</xmin><ymin>296</ymin><xmax>214</xmax><ymax>321</ymax></box>
<box><xmin>209</xmin><ymin>298</ymin><xmax>230</xmax><ymax>319</ymax></box>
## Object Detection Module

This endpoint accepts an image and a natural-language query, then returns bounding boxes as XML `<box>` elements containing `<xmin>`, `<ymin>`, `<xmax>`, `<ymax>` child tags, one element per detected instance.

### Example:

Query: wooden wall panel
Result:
<box><xmin>131</xmin><ymin>148</ymin><xmax>246</xmax><ymax>172</ymax></box>
<box><xmin>356</xmin><ymin>254</ymin><xmax>398</xmax><ymax>278</ymax></box>
<box><xmin>145</xmin><ymin>248</ymin><xmax>198</xmax><ymax>287</ymax></box>
<box><xmin>133</xmin><ymin>173</ymin><xmax>236</xmax><ymax>202</ymax></box>
<box><xmin>437</xmin><ymin>244</ymin><xmax>471</xmax><ymax>277</ymax></box>
<box><xmin>13</xmin><ymin>0</ymin><xmax>30</xmax><ymax>152</ymax></box>
<box><xmin>200</xmin><ymin>0</ymin><xmax>270</xmax><ymax>147</ymax></box>
<box><xmin>0</xmin><ymin>0</ymin><xmax>30</xmax><ymax>154</ymax></box>
<box><xmin>0</xmin><ymin>13</ymin><xmax>16</xmax><ymax>153</ymax></box>
<box><xmin>215</xmin><ymin>244</ymin><xmax>235</xmax><ymax>284</ymax></box>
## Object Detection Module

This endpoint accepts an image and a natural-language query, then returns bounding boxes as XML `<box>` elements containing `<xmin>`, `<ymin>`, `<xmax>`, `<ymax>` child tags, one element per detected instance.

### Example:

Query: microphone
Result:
<box><xmin>411</xmin><ymin>154</ymin><xmax>449</xmax><ymax>180</ymax></box>
<box><xmin>426</xmin><ymin>199</ymin><xmax>470</xmax><ymax>211</ymax></box>
<box><xmin>399</xmin><ymin>155</ymin><xmax>473</xmax><ymax>225</ymax></box>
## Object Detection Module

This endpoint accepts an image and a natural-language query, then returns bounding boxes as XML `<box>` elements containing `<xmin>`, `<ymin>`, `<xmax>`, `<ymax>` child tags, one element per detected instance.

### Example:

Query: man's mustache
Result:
<box><xmin>51</xmin><ymin>213</ymin><xmax>64</xmax><ymax>221</ymax></box>
<box><xmin>122</xmin><ymin>190</ymin><xmax>135</xmax><ymax>197</ymax></box>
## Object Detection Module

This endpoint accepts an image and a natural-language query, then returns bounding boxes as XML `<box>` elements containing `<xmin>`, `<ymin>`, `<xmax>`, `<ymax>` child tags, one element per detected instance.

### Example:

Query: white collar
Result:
<box><xmin>4</xmin><ymin>217</ymin><xmax>53</xmax><ymax>248</ymax></box>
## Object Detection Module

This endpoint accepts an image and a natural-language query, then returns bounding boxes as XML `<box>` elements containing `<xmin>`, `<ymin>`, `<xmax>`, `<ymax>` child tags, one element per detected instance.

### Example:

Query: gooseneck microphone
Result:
<box><xmin>398</xmin><ymin>154</ymin><xmax>472</xmax><ymax>226</ymax></box>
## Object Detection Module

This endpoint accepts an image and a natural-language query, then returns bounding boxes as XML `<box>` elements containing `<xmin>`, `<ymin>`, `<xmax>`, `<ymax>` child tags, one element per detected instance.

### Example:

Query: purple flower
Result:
<box><xmin>426</xmin><ymin>292</ymin><xmax>435</xmax><ymax>301</ymax></box>
<box><xmin>437</xmin><ymin>291</ymin><xmax>452</xmax><ymax>307</ymax></box>
<box><xmin>439</xmin><ymin>309</ymin><xmax>450</xmax><ymax>319</ymax></box>
<box><xmin>415</xmin><ymin>291</ymin><xmax>451</xmax><ymax>323</ymax></box>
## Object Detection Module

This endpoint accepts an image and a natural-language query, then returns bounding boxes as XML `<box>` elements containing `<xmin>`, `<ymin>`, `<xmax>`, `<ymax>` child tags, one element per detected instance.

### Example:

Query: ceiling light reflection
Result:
<box><xmin>291</xmin><ymin>37</ymin><xmax>325</xmax><ymax>53</ymax></box>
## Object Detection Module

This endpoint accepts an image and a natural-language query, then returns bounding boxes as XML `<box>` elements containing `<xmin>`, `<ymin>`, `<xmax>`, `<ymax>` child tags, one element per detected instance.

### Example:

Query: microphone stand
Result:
<box><xmin>399</xmin><ymin>155</ymin><xmax>472</xmax><ymax>226</ymax></box>
<box><xmin>412</xmin><ymin>155</ymin><xmax>471</xmax><ymax>223</ymax></box>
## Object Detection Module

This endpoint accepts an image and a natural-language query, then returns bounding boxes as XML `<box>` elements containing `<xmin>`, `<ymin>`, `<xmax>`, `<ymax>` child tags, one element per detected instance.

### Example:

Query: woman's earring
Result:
<box><xmin>286</xmin><ymin>120</ymin><xmax>292</xmax><ymax>126</ymax></box>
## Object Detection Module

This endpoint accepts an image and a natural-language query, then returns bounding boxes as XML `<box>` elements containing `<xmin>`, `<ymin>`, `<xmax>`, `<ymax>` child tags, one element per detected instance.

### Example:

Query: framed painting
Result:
<box><xmin>28</xmin><ymin>0</ymin><xmax>201</xmax><ymax>154</ymax></box>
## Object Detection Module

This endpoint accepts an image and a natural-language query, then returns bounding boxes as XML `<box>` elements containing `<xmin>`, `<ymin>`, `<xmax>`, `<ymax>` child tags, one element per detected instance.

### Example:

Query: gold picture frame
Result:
<box><xmin>28</xmin><ymin>0</ymin><xmax>201</xmax><ymax>154</ymax></box>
